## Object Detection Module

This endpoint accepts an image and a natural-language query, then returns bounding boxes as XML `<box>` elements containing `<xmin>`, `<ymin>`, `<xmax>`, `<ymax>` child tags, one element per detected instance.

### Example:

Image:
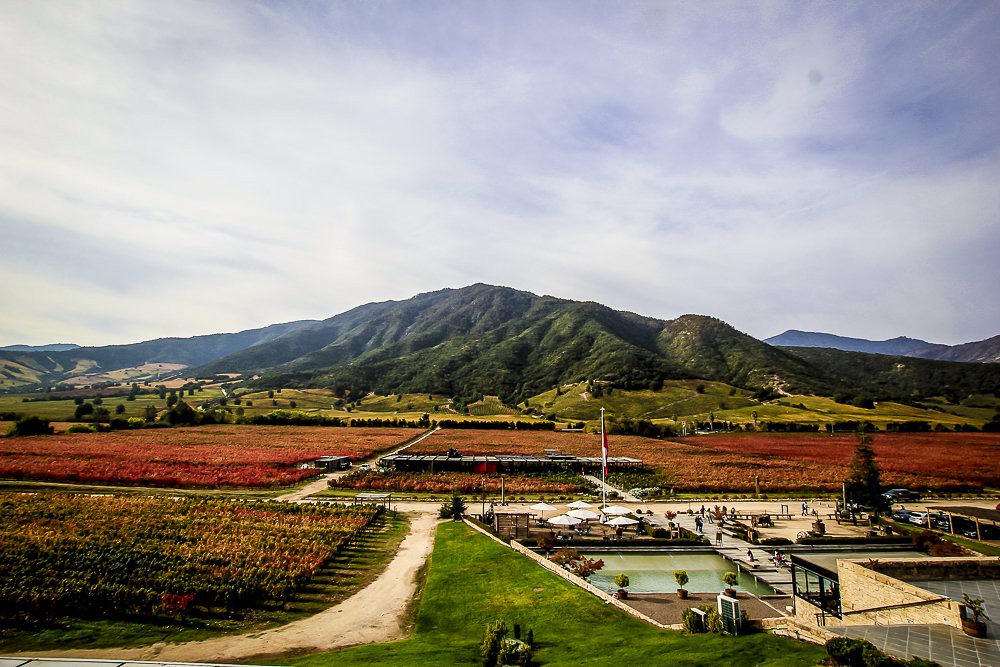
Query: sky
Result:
<box><xmin>2</xmin><ymin>1</ymin><xmax>999</xmax><ymax>348</ymax></box>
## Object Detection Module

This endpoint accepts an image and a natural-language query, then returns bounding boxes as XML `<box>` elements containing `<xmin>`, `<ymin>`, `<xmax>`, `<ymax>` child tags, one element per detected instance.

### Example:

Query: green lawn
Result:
<box><xmin>291</xmin><ymin>522</ymin><xmax>824</xmax><ymax>666</ymax></box>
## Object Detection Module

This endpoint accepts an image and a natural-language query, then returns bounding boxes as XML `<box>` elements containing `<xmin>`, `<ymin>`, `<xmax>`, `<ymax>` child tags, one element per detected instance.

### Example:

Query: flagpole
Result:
<box><xmin>601</xmin><ymin>407</ymin><xmax>607</xmax><ymax>509</ymax></box>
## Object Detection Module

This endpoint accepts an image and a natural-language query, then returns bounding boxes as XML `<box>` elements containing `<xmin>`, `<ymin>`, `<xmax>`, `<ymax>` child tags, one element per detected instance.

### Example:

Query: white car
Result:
<box><xmin>358</xmin><ymin>463</ymin><xmax>372</xmax><ymax>471</ymax></box>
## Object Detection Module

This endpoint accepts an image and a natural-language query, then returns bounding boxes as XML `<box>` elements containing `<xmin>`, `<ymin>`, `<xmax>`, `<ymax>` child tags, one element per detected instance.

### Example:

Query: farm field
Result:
<box><xmin>328</xmin><ymin>470</ymin><xmax>590</xmax><ymax>496</ymax></box>
<box><xmin>0</xmin><ymin>494</ymin><xmax>379</xmax><ymax>624</ymax></box>
<box><xmin>0</xmin><ymin>426</ymin><xmax>415</xmax><ymax>488</ymax></box>
<box><xmin>407</xmin><ymin>429</ymin><xmax>1000</xmax><ymax>493</ymax></box>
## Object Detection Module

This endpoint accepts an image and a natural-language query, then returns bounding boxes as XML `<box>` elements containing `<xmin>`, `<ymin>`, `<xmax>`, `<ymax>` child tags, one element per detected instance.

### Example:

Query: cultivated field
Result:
<box><xmin>0</xmin><ymin>426</ymin><xmax>414</xmax><ymax>488</ymax></box>
<box><xmin>329</xmin><ymin>470</ymin><xmax>589</xmax><ymax>495</ymax></box>
<box><xmin>0</xmin><ymin>494</ymin><xmax>378</xmax><ymax>623</ymax></box>
<box><xmin>410</xmin><ymin>429</ymin><xmax>1000</xmax><ymax>493</ymax></box>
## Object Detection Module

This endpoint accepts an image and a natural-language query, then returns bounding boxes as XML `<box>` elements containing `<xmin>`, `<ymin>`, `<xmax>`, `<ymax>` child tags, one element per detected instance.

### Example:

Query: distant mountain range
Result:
<box><xmin>764</xmin><ymin>330</ymin><xmax>1000</xmax><ymax>363</ymax></box>
<box><xmin>2</xmin><ymin>284</ymin><xmax>998</xmax><ymax>403</ymax></box>
<box><xmin>0</xmin><ymin>343</ymin><xmax>80</xmax><ymax>352</ymax></box>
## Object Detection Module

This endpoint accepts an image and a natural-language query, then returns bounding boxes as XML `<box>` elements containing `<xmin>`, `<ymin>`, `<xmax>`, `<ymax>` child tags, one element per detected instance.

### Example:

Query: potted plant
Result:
<box><xmin>722</xmin><ymin>571</ymin><xmax>739</xmax><ymax>597</ymax></box>
<box><xmin>674</xmin><ymin>570</ymin><xmax>689</xmax><ymax>599</ymax></box>
<box><xmin>614</xmin><ymin>573</ymin><xmax>630</xmax><ymax>600</ymax></box>
<box><xmin>961</xmin><ymin>594</ymin><xmax>990</xmax><ymax>638</ymax></box>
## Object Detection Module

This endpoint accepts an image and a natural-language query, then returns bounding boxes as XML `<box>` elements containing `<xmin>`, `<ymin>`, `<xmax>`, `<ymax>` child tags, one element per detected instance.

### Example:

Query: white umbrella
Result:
<box><xmin>567</xmin><ymin>508</ymin><xmax>600</xmax><ymax>520</ymax></box>
<box><xmin>567</xmin><ymin>500</ymin><xmax>595</xmax><ymax>509</ymax></box>
<box><xmin>602</xmin><ymin>505</ymin><xmax>632</xmax><ymax>516</ymax></box>
<box><xmin>605</xmin><ymin>516</ymin><xmax>640</xmax><ymax>526</ymax></box>
<box><xmin>547</xmin><ymin>514</ymin><xmax>583</xmax><ymax>526</ymax></box>
<box><xmin>529</xmin><ymin>502</ymin><xmax>558</xmax><ymax>515</ymax></box>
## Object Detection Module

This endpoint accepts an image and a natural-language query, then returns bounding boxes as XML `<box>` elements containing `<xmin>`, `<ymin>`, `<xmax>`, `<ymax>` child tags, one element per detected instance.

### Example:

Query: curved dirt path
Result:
<box><xmin>18</xmin><ymin>512</ymin><xmax>440</xmax><ymax>663</ymax></box>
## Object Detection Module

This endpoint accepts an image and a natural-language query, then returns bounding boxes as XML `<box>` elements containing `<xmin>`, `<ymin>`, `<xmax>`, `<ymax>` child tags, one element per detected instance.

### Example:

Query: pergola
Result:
<box><xmin>353</xmin><ymin>492</ymin><xmax>392</xmax><ymax>510</ymax></box>
<box><xmin>925</xmin><ymin>505</ymin><xmax>1000</xmax><ymax>541</ymax></box>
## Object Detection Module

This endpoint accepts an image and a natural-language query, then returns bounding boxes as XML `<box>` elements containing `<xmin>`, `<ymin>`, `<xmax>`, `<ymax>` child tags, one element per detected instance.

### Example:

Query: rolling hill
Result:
<box><xmin>3</xmin><ymin>285</ymin><xmax>999</xmax><ymax>405</ymax></box>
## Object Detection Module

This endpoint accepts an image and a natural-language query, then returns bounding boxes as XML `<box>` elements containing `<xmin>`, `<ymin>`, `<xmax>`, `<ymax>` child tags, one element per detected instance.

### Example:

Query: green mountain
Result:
<box><xmin>4</xmin><ymin>284</ymin><xmax>998</xmax><ymax>404</ymax></box>
<box><xmin>194</xmin><ymin>284</ymin><xmax>1000</xmax><ymax>404</ymax></box>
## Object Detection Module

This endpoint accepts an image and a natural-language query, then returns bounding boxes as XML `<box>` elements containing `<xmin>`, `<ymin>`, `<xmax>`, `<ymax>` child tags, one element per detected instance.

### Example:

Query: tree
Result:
<box><xmin>75</xmin><ymin>402</ymin><xmax>94</xmax><ymax>419</ymax></box>
<box><xmin>845</xmin><ymin>431</ymin><xmax>883</xmax><ymax>509</ymax></box>
<box><xmin>439</xmin><ymin>494</ymin><xmax>467</xmax><ymax>520</ymax></box>
<box><xmin>6</xmin><ymin>416</ymin><xmax>54</xmax><ymax>436</ymax></box>
<box><xmin>115</xmin><ymin>404</ymin><xmax>126</xmax><ymax>415</ymax></box>
<box><xmin>167</xmin><ymin>400</ymin><xmax>197</xmax><ymax>426</ymax></box>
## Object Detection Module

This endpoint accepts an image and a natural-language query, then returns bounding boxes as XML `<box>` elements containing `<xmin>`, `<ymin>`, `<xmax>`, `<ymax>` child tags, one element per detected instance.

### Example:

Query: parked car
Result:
<box><xmin>359</xmin><ymin>463</ymin><xmax>372</xmax><ymax>471</ymax></box>
<box><xmin>891</xmin><ymin>509</ymin><xmax>915</xmax><ymax>522</ymax></box>
<box><xmin>882</xmin><ymin>488</ymin><xmax>921</xmax><ymax>501</ymax></box>
<box><xmin>907</xmin><ymin>511</ymin><xmax>929</xmax><ymax>526</ymax></box>
<box><xmin>931</xmin><ymin>514</ymin><xmax>951</xmax><ymax>531</ymax></box>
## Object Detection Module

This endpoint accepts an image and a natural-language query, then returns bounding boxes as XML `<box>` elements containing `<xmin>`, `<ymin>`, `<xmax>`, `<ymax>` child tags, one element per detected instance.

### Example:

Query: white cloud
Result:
<box><xmin>0</xmin><ymin>1</ymin><xmax>998</xmax><ymax>347</ymax></box>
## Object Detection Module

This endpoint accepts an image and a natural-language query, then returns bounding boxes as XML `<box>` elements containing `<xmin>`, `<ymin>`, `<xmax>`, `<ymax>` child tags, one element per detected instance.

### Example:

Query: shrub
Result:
<box><xmin>681</xmin><ymin>608</ymin><xmax>703</xmax><ymax>633</ymax></box>
<box><xmin>480</xmin><ymin>618</ymin><xmax>507</xmax><ymax>667</ymax></box>
<box><xmin>862</xmin><ymin>642</ymin><xmax>896</xmax><ymax>667</ymax></box>
<box><xmin>826</xmin><ymin>637</ymin><xmax>874</xmax><ymax>666</ymax></box>
<box><xmin>674</xmin><ymin>570</ymin><xmax>689</xmax><ymax>588</ymax></box>
<box><xmin>614</xmin><ymin>573</ymin><xmax>630</xmax><ymax>589</ymax></box>
<box><xmin>66</xmin><ymin>423</ymin><xmax>97</xmax><ymax>433</ymax></box>
<box><xmin>6</xmin><ymin>416</ymin><xmax>54</xmax><ymax>436</ymax></box>
<box><xmin>705</xmin><ymin>607</ymin><xmax>723</xmax><ymax>633</ymax></box>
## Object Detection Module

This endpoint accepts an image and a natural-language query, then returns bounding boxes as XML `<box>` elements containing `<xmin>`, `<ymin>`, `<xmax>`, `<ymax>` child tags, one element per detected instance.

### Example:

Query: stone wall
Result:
<box><xmin>793</xmin><ymin>558</ymin><xmax>978</xmax><ymax>629</ymax></box>
<box><xmin>837</xmin><ymin>559</ymin><xmax>964</xmax><ymax>628</ymax></box>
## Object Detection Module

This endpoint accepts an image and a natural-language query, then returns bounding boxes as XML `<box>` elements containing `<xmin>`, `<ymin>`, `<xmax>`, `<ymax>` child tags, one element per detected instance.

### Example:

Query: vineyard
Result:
<box><xmin>0</xmin><ymin>425</ymin><xmax>414</xmax><ymax>488</ymax></box>
<box><xmin>410</xmin><ymin>429</ymin><xmax>1000</xmax><ymax>493</ymax></box>
<box><xmin>0</xmin><ymin>493</ymin><xmax>379</xmax><ymax>623</ymax></box>
<box><xmin>329</xmin><ymin>470</ymin><xmax>590</xmax><ymax>495</ymax></box>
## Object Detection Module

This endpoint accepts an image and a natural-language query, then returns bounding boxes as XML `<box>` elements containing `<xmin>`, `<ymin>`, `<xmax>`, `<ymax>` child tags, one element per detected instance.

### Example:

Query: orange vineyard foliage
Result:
<box><xmin>410</xmin><ymin>430</ymin><xmax>1000</xmax><ymax>492</ymax></box>
<box><xmin>0</xmin><ymin>425</ymin><xmax>414</xmax><ymax>488</ymax></box>
<box><xmin>0</xmin><ymin>494</ymin><xmax>379</xmax><ymax>622</ymax></box>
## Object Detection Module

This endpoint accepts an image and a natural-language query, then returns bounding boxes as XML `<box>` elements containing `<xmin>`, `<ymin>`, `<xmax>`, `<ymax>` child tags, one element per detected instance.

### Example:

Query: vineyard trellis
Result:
<box><xmin>0</xmin><ymin>494</ymin><xmax>380</xmax><ymax>623</ymax></box>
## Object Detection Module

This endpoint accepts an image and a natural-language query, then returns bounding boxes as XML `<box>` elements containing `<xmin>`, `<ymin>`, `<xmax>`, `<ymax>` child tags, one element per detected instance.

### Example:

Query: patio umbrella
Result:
<box><xmin>605</xmin><ymin>516</ymin><xmax>640</xmax><ymax>526</ymax></box>
<box><xmin>567</xmin><ymin>508</ymin><xmax>600</xmax><ymax>521</ymax></box>
<box><xmin>567</xmin><ymin>500</ymin><xmax>595</xmax><ymax>509</ymax></box>
<box><xmin>529</xmin><ymin>502</ymin><xmax>558</xmax><ymax>516</ymax></box>
<box><xmin>602</xmin><ymin>505</ymin><xmax>632</xmax><ymax>516</ymax></box>
<box><xmin>547</xmin><ymin>514</ymin><xmax>583</xmax><ymax>526</ymax></box>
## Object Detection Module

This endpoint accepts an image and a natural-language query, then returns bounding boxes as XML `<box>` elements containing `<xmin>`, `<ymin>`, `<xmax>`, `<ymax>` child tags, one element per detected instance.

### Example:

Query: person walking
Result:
<box><xmin>801</xmin><ymin>501</ymin><xmax>809</xmax><ymax>516</ymax></box>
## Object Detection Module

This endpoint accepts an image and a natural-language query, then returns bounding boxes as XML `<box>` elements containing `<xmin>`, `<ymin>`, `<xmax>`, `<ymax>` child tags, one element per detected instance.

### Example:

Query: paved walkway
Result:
<box><xmin>829</xmin><ymin>623</ymin><xmax>1000</xmax><ymax>667</ymax></box>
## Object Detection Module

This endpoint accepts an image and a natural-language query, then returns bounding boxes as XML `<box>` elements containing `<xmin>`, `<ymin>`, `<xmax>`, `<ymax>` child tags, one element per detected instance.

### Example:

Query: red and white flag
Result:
<box><xmin>601</xmin><ymin>410</ymin><xmax>609</xmax><ymax>476</ymax></box>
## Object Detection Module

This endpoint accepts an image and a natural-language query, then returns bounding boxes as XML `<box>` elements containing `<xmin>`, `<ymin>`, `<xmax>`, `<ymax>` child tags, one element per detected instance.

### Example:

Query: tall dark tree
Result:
<box><xmin>845</xmin><ymin>431</ymin><xmax>883</xmax><ymax>509</ymax></box>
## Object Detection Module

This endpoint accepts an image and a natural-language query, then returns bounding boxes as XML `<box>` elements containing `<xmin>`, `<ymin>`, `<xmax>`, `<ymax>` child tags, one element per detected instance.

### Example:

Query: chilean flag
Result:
<box><xmin>601</xmin><ymin>410</ymin><xmax>609</xmax><ymax>476</ymax></box>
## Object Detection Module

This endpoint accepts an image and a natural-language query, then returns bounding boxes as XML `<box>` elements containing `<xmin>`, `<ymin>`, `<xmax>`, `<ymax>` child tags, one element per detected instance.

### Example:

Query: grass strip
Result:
<box><xmin>291</xmin><ymin>521</ymin><xmax>825</xmax><ymax>666</ymax></box>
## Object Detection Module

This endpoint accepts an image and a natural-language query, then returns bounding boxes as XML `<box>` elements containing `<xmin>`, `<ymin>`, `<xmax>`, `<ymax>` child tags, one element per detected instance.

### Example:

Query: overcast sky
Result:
<box><xmin>2</xmin><ymin>1</ymin><xmax>999</xmax><ymax>347</ymax></box>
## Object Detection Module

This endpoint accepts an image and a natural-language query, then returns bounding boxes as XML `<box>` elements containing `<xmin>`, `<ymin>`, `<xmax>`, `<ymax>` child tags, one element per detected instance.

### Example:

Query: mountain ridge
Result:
<box><xmin>765</xmin><ymin>329</ymin><xmax>999</xmax><ymax>363</ymax></box>
<box><xmin>3</xmin><ymin>285</ymin><xmax>998</xmax><ymax>403</ymax></box>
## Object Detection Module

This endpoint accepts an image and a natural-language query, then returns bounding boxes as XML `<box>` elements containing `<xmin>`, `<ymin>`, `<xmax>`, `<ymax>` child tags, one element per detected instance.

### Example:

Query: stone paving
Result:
<box><xmin>829</xmin><ymin>623</ymin><xmax>1000</xmax><ymax>667</ymax></box>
